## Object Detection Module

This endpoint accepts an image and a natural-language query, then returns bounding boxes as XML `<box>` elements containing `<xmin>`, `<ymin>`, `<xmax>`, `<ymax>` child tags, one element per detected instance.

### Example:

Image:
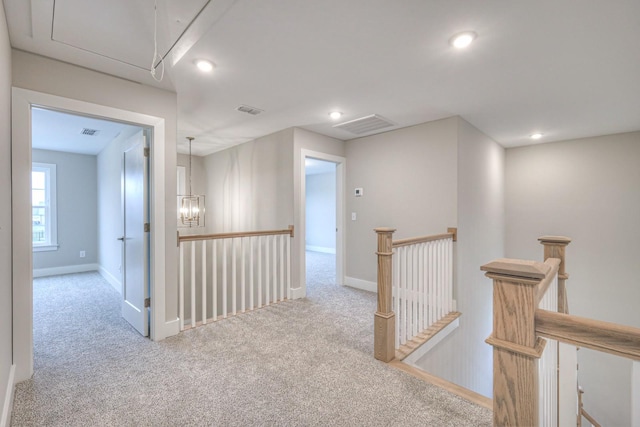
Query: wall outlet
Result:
<box><xmin>355</xmin><ymin>187</ymin><xmax>363</xmax><ymax>197</ymax></box>
<box><xmin>351</xmin><ymin>212</ymin><xmax>357</xmax><ymax>221</ymax></box>
<box><xmin>80</xmin><ymin>251</ymin><xmax>86</xmax><ymax>258</ymax></box>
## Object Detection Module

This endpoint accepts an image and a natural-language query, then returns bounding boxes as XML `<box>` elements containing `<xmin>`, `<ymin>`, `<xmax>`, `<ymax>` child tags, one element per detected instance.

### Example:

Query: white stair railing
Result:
<box><xmin>178</xmin><ymin>226</ymin><xmax>294</xmax><ymax>331</ymax></box>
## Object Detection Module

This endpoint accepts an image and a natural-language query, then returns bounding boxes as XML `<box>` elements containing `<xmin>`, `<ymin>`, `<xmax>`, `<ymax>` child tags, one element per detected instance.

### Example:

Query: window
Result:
<box><xmin>32</xmin><ymin>162</ymin><xmax>58</xmax><ymax>251</ymax></box>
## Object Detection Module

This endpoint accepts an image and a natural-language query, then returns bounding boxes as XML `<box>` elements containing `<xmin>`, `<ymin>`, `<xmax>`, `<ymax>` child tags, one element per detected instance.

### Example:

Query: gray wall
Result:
<box><xmin>505</xmin><ymin>131</ymin><xmax>640</xmax><ymax>426</ymax></box>
<box><xmin>345</xmin><ymin>117</ymin><xmax>458</xmax><ymax>283</ymax></box>
<box><xmin>32</xmin><ymin>149</ymin><xmax>98</xmax><ymax>270</ymax></box>
<box><xmin>0</xmin><ymin>4</ymin><xmax>13</xmax><ymax>422</ymax></box>
<box><xmin>13</xmin><ymin>50</ymin><xmax>179</xmax><ymax>326</ymax></box>
<box><xmin>415</xmin><ymin>118</ymin><xmax>505</xmax><ymax>398</ymax></box>
<box><xmin>305</xmin><ymin>171</ymin><xmax>336</xmax><ymax>252</ymax></box>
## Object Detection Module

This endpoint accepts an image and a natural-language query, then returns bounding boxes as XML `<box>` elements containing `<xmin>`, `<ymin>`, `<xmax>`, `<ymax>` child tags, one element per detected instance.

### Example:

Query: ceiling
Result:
<box><xmin>5</xmin><ymin>0</ymin><xmax>640</xmax><ymax>156</ymax></box>
<box><xmin>32</xmin><ymin>107</ymin><xmax>141</xmax><ymax>155</ymax></box>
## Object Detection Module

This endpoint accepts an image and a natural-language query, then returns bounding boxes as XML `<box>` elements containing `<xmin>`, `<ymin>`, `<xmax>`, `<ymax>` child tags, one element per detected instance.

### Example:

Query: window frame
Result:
<box><xmin>32</xmin><ymin>162</ymin><xmax>58</xmax><ymax>252</ymax></box>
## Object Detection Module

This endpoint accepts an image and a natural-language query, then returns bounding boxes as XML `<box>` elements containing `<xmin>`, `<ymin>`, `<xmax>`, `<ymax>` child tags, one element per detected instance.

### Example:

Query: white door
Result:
<box><xmin>121</xmin><ymin>130</ymin><xmax>149</xmax><ymax>336</ymax></box>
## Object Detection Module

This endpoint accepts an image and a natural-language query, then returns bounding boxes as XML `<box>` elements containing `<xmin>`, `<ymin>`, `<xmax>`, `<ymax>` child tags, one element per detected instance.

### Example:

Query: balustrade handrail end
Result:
<box><xmin>538</xmin><ymin>235</ymin><xmax>572</xmax><ymax>245</ymax></box>
<box><xmin>481</xmin><ymin>258</ymin><xmax>551</xmax><ymax>280</ymax></box>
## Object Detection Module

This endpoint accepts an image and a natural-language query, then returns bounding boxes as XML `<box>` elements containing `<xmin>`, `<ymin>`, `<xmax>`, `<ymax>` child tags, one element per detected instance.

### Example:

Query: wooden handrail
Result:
<box><xmin>536</xmin><ymin>309</ymin><xmax>640</xmax><ymax>361</ymax></box>
<box><xmin>392</xmin><ymin>230</ymin><xmax>455</xmax><ymax>248</ymax></box>
<box><xmin>178</xmin><ymin>225</ymin><xmax>294</xmax><ymax>245</ymax></box>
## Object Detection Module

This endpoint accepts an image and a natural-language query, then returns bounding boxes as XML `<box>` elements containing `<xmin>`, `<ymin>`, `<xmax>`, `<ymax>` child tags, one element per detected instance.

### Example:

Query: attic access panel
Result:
<box><xmin>51</xmin><ymin>0</ymin><xmax>209</xmax><ymax>70</ymax></box>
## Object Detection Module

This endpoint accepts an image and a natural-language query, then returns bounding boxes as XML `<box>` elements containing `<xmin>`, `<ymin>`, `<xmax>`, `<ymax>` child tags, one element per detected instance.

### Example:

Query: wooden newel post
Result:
<box><xmin>481</xmin><ymin>259</ymin><xmax>552</xmax><ymax>427</ymax></box>
<box><xmin>374</xmin><ymin>227</ymin><xmax>396</xmax><ymax>362</ymax></box>
<box><xmin>538</xmin><ymin>236</ymin><xmax>571</xmax><ymax>313</ymax></box>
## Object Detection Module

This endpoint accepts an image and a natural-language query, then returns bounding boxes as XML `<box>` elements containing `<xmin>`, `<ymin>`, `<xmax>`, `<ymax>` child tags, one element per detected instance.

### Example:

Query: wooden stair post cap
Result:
<box><xmin>481</xmin><ymin>258</ymin><xmax>551</xmax><ymax>280</ymax></box>
<box><xmin>374</xmin><ymin>227</ymin><xmax>396</xmax><ymax>233</ymax></box>
<box><xmin>538</xmin><ymin>235</ymin><xmax>572</xmax><ymax>245</ymax></box>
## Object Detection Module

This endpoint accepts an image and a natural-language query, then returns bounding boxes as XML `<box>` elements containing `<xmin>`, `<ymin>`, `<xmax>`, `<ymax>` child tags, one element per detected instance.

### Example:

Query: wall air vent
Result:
<box><xmin>80</xmin><ymin>128</ymin><xmax>100</xmax><ymax>136</ymax></box>
<box><xmin>332</xmin><ymin>114</ymin><xmax>396</xmax><ymax>135</ymax></box>
<box><xmin>235</xmin><ymin>105</ymin><xmax>264</xmax><ymax>116</ymax></box>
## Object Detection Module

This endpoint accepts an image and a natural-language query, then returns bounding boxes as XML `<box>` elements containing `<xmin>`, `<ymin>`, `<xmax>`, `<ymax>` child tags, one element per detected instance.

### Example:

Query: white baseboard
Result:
<box><xmin>403</xmin><ymin>318</ymin><xmax>460</xmax><ymax>366</ymax></box>
<box><xmin>290</xmin><ymin>287</ymin><xmax>305</xmax><ymax>299</ymax></box>
<box><xmin>33</xmin><ymin>263</ymin><xmax>99</xmax><ymax>278</ymax></box>
<box><xmin>1</xmin><ymin>364</ymin><xmax>15</xmax><ymax>427</ymax></box>
<box><xmin>98</xmin><ymin>265</ymin><xmax>122</xmax><ymax>294</ymax></box>
<box><xmin>305</xmin><ymin>245</ymin><xmax>336</xmax><ymax>254</ymax></box>
<box><xmin>160</xmin><ymin>318</ymin><xmax>180</xmax><ymax>340</ymax></box>
<box><xmin>344</xmin><ymin>276</ymin><xmax>377</xmax><ymax>293</ymax></box>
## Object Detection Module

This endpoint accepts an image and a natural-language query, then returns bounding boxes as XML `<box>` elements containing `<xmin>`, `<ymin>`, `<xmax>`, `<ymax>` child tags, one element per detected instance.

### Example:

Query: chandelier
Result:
<box><xmin>178</xmin><ymin>137</ymin><xmax>205</xmax><ymax>227</ymax></box>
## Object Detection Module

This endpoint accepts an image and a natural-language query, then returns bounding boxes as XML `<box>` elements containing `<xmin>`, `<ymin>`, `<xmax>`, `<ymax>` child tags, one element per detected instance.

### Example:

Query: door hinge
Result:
<box><xmin>144</xmin><ymin>298</ymin><xmax>150</xmax><ymax>308</ymax></box>
<box><xmin>144</xmin><ymin>147</ymin><xmax>150</xmax><ymax>157</ymax></box>
<box><xmin>144</xmin><ymin>223</ymin><xmax>150</xmax><ymax>232</ymax></box>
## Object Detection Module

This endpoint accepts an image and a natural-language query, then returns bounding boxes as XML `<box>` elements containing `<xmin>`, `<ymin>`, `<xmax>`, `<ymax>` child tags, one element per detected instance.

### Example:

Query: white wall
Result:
<box><xmin>305</xmin><ymin>171</ymin><xmax>336</xmax><ymax>253</ymax></box>
<box><xmin>506</xmin><ymin>131</ymin><xmax>640</xmax><ymax>426</ymax></box>
<box><xmin>97</xmin><ymin>128</ymin><xmax>142</xmax><ymax>292</ymax></box>
<box><xmin>344</xmin><ymin>117</ymin><xmax>458</xmax><ymax>284</ymax></box>
<box><xmin>0</xmin><ymin>4</ymin><xmax>13</xmax><ymax>425</ymax></box>
<box><xmin>32</xmin><ymin>149</ymin><xmax>98</xmax><ymax>272</ymax></box>
<box><xmin>414</xmin><ymin>118</ymin><xmax>504</xmax><ymax>398</ymax></box>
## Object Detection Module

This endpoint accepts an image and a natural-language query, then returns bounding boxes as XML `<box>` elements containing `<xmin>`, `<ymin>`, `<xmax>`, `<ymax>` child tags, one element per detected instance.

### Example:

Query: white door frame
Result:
<box><xmin>11</xmin><ymin>88</ymin><xmax>167</xmax><ymax>382</ymax></box>
<box><xmin>299</xmin><ymin>149</ymin><xmax>346</xmax><ymax>296</ymax></box>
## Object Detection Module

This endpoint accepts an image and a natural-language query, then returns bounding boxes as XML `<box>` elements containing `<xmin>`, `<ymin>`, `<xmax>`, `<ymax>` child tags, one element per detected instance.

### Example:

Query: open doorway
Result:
<box><xmin>304</xmin><ymin>158</ymin><xmax>337</xmax><ymax>294</ymax></box>
<box><xmin>30</xmin><ymin>107</ymin><xmax>150</xmax><ymax>364</ymax></box>
<box><xmin>12</xmin><ymin>87</ymin><xmax>169</xmax><ymax>382</ymax></box>
<box><xmin>299</xmin><ymin>150</ymin><xmax>346</xmax><ymax>297</ymax></box>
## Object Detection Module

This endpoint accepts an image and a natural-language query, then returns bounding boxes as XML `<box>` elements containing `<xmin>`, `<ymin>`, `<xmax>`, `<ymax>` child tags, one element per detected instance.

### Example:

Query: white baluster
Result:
<box><xmin>393</xmin><ymin>246</ymin><xmax>399</xmax><ymax>349</ymax></box>
<box><xmin>400</xmin><ymin>247</ymin><xmax>407</xmax><ymax>345</ymax></box>
<box><xmin>250</xmin><ymin>236</ymin><xmax>254</xmax><ymax>310</ymax></box>
<box><xmin>222</xmin><ymin>239</ymin><xmax>227</xmax><ymax>319</ymax></box>
<box><xmin>191</xmin><ymin>241</ymin><xmax>196</xmax><ymax>328</ymax></box>
<box><xmin>265</xmin><ymin>236</ymin><xmax>270</xmax><ymax>306</ymax></box>
<box><xmin>272</xmin><ymin>235</ymin><xmax>277</xmax><ymax>302</ymax></box>
<box><xmin>286</xmin><ymin>235</ymin><xmax>291</xmax><ymax>300</ymax></box>
<box><xmin>428</xmin><ymin>241</ymin><xmax>435</xmax><ymax>327</ymax></box>
<box><xmin>279</xmin><ymin>235</ymin><xmax>284</xmax><ymax>302</ymax></box>
<box><xmin>202</xmin><ymin>240</ymin><xmax>207</xmax><ymax>325</ymax></box>
<box><xmin>419</xmin><ymin>243</ymin><xmax>425</xmax><ymax>331</ymax></box>
<box><xmin>212</xmin><ymin>240</ymin><xmax>217</xmax><ymax>321</ymax></box>
<box><xmin>258</xmin><ymin>236</ymin><xmax>263</xmax><ymax>308</ymax></box>
<box><xmin>232</xmin><ymin>238</ymin><xmax>237</xmax><ymax>316</ymax></box>
<box><xmin>179</xmin><ymin>241</ymin><xmax>184</xmax><ymax>331</ymax></box>
<box><xmin>241</xmin><ymin>237</ymin><xmax>246</xmax><ymax>313</ymax></box>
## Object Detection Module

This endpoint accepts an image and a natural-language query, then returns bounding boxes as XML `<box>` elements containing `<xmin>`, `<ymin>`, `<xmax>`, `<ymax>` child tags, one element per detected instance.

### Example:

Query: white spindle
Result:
<box><xmin>286</xmin><ymin>235</ymin><xmax>291</xmax><ymax>300</ymax></box>
<box><xmin>279</xmin><ymin>235</ymin><xmax>284</xmax><ymax>302</ymax></box>
<box><xmin>212</xmin><ymin>240</ymin><xmax>217</xmax><ymax>321</ymax></box>
<box><xmin>272</xmin><ymin>235</ymin><xmax>277</xmax><ymax>302</ymax></box>
<box><xmin>191</xmin><ymin>241</ymin><xmax>196</xmax><ymax>328</ymax></box>
<box><xmin>258</xmin><ymin>236</ymin><xmax>263</xmax><ymax>308</ymax></box>
<box><xmin>223</xmin><ymin>239</ymin><xmax>227</xmax><ymax>318</ymax></box>
<box><xmin>241</xmin><ymin>237</ymin><xmax>246</xmax><ymax>313</ymax></box>
<box><xmin>418</xmin><ymin>243</ymin><xmax>425</xmax><ymax>331</ymax></box>
<box><xmin>179</xmin><ymin>242</ymin><xmax>184</xmax><ymax>331</ymax></box>
<box><xmin>232</xmin><ymin>238</ymin><xmax>237</xmax><ymax>316</ymax></box>
<box><xmin>202</xmin><ymin>240</ymin><xmax>207</xmax><ymax>325</ymax></box>
<box><xmin>265</xmin><ymin>236</ymin><xmax>270</xmax><ymax>306</ymax></box>
<box><xmin>539</xmin><ymin>273</ymin><xmax>559</xmax><ymax>427</ymax></box>
<box><xmin>250</xmin><ymin>237</ymin><xmax>254</xmax><ymax>310</ymax></box>
<box><xmin>393</xmin><ymin>246</ymin><xmax>400</xmax><ymax>349</ymax></box>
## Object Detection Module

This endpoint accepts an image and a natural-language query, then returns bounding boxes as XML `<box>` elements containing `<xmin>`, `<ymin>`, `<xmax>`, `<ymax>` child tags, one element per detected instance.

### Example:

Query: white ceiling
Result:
<box><xmin>5</xmin><ymin>1</ymin><xmax>640</xmax><ymax>156</ymax></box>
<box><xmin>32</xmin><ymin>108</ymin><xmax>141</xmax><ymax>155</ymax></box>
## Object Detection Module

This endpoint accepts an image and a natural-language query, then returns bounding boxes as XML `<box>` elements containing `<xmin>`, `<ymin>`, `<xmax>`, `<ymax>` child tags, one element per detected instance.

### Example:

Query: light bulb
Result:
<box><xmin>450</xmin><ymin>31</ymin><xmax>477</xmax><ymax>49</ymax></box>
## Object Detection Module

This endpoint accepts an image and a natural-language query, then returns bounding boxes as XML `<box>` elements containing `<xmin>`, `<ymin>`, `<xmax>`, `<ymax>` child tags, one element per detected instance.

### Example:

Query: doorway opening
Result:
<box><xmin>13</xmin><ymin>88</ymin><xmax>169</xmax><ymax>382</ymax></box>
<box><xmin>30</xmin><ymin>107</ymin><xmax>150</xmax><ymax>364</ymax></box>
<box><xmin>299</xmin><ymin>150</ymin><xmax>346</xmax><ymax>298</ymax></box>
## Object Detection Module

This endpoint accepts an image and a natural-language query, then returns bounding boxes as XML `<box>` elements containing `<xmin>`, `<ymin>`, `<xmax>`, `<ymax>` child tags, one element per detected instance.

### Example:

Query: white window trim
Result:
<box><xmin>32</xmin><ymin>162</ymin><xmax>58</xmax><ymax>251</ymax></box>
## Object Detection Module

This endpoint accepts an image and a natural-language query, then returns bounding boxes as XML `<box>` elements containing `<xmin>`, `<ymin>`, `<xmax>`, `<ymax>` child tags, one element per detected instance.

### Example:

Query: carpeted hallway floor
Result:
<box><xmin>11</xmin><ymin>252</ymin><xmax>491</xmax><ymax>426</ymax></box>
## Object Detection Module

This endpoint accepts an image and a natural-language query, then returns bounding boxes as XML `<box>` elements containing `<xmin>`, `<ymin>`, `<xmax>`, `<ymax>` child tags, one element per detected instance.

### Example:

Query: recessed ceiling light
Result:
<box><xmin>449</xmin><ymin>31</ymin><xmax>477</xmax><ymax>49</ymax></box>
<box><xmin>195</xmin><ymin>59</ymin><xmax>214</xmax><ymax>72</ymax></box>
<box><xmin>329</xmin><ymin>111</ymin><xmax>343</xmax><ymax>120</ymax></box>
<box><xmin>530</xmin><ymin>133</ymin><xmax>544</xmax><ymax>140</ymax></box>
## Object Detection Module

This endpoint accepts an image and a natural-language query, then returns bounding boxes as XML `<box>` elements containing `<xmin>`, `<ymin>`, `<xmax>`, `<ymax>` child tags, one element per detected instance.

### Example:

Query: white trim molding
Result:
<box><xmin>344</xmin><ymin>276</ymin><xmax>377</xmax><ymax>293</ymax></box>
<box><xmin>33</xmin><ymin>263</ymin><xmax>99</xmax><ymax>278</ymax></box>
<box><xmin>1</xmin><ymin>364</ymin><xmax>15</xmax><ymax>427</ymax></box>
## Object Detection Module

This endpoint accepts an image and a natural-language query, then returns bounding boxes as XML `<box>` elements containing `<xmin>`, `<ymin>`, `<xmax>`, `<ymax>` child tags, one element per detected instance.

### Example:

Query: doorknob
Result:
<box><xmin>117</xmin><ymin>236</ymin><xmax>125</xmax><ymax>241</ymax></box>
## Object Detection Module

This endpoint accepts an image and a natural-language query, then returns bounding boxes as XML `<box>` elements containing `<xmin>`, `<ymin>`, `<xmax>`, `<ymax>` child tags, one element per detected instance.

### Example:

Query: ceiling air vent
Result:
<box><xmin>332</xmin><ymin>114</ymin><xmax>396</xmax><ymax>135</ymax></box>
<box><xmin>80</xmin><ymin>128</ymin><xmax>100</xmax><ymax>136</ymax></box>
<box><xmin>235</xmin><ymin>105</ymin><xmax>264</xmax><ymax>116</ymax></box>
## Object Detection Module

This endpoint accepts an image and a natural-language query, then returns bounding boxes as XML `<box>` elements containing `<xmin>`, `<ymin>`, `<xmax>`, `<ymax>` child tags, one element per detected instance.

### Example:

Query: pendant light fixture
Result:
<box><xmin>178</xmin><ymin>137</ymin><xmax>205</xmax><ymax>227</ymax></box>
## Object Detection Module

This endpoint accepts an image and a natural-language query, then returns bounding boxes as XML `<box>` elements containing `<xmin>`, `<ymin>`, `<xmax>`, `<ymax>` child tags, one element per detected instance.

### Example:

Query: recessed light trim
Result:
<box><xmin>530</xmin><ymin>133</ymin><xmax>544</xmax><ymax>140</ymax></box>
<box><xmin>195</xmin><ymin>59</ymin><xmax>214</xmax><ymax>72</ymax></box>
<box><xmin>329</xmin><ymin>111</ymin><xmax>343</xmax><ymax>120</ymax></box>
<box><xmin>449</xmin><ymin>31</ymin><xmax>477</xmax><ymax>49</ymax></box>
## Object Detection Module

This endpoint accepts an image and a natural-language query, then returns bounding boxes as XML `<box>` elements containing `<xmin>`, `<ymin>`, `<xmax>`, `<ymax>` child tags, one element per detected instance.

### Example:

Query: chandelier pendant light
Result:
<box><xmin>178</xmin><ymin>137</ymin><xmax>205</xmax><ymax>227</ymax></box>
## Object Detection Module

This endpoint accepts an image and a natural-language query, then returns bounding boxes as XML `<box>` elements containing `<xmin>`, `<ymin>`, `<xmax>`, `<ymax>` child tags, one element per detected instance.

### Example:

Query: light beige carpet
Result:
<box><xmin>11</xmin><ymin>252</ymin><xmax>491</xmax><ymax>426</ymax></box>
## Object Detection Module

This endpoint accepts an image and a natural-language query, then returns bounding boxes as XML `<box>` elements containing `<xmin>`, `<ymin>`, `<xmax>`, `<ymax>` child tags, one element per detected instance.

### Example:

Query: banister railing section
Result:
<box><xmin>374</xmin><ymin>227</ymin><xmax>460</xmax><ymax>363</ymax></box>
<box><xmin>482</xmin><ymin>235</ymin><xmax>640</xmax><ymax>427</ymax></box>
<box><xmin>178</xmin><ymin>226</ymin><xmax>294</xmax><ymax>331</ymax></box>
